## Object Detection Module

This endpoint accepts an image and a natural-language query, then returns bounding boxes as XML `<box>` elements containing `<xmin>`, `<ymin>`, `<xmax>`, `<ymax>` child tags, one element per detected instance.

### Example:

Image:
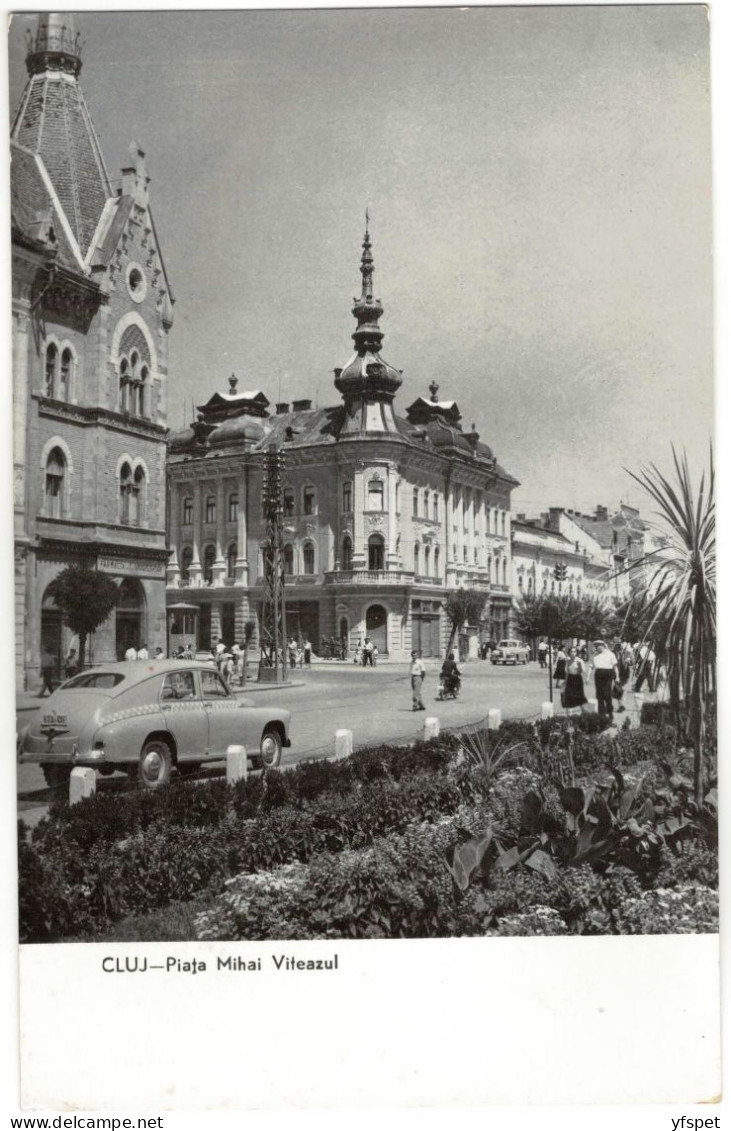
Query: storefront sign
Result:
<box><xmin>98</xmin><ymin>555</ymin><xmax>166</xmax><ymax>579</ymax></box>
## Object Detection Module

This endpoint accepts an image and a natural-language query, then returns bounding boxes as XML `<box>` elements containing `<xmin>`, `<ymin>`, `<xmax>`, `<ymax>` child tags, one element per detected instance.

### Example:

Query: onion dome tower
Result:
<box><xmin>334</xmin><ymin>218</ymin><xmax>403</xmax><ymax>436</ymax></box>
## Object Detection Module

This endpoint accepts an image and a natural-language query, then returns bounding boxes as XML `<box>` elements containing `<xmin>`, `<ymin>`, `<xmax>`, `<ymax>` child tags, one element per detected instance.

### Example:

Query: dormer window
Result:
<box><xmin>303</xmin><ymin>486</ymin><xmax>316</xmax><ymax>516</ymax></box>
<box><xmin>44</xmin><ymin>343</ymin><xmax>57</xmax><ymax>398</ymax></box>
<box><xmin>368</xmin><ymin>479</ymin><xmax>384</xmax><ymax>511</ymax></box>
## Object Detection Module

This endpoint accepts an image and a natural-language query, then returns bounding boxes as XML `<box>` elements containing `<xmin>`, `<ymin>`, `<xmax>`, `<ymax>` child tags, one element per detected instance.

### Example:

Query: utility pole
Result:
<box><xmin>548</xmin><ymin>562</ymin><xmax>568</xmax><ymax>704</ymax></box>
<box><xmin>259</xmin><ymin>445</ymin><xmax>288</xmax><ymax>683</ymax></box>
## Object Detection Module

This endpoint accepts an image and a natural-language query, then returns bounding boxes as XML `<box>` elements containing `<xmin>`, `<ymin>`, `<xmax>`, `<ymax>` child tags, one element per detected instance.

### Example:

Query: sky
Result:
<box><xmin>6</xmin><ymin>5</ymin><xmax>714</xmax><ymax>515</ymax></box>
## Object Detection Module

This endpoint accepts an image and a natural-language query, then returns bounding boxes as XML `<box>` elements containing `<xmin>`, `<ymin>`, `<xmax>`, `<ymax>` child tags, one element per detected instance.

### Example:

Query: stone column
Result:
<box><xmin>212</xmin><ymin>477</ymin><xmax>226</xmax><ymax>586</ymax></box>
<box><xmin>210</xmin><ymin>600</ymin><xmax>222</xmax><ymax>644</ymax></box>
<box><xmin>166</xmin><ymin>481</ymin><xmax>180</xmax><ymax>588</ymax></box>
<box><xmin>189</xmin><ymin>480</ymin><xmax>203</xmax><ymax>587</ymax></box>
<box><xmin>235</xmin><ymin>468</ymin><xmax>248</xmax><ymax>584</ymax></box>
<box><xmin>352</xmin><ymin>465</ymin><xmax>366</xmax><ymax>569</ymax></box>
<box><xmin>386</xmin><ymin>463</ymin><xmax>398</xmax><ymax>569</ymax></box>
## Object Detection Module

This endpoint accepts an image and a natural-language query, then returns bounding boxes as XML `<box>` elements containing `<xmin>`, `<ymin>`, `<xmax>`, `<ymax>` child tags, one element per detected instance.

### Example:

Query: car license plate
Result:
<box><xmin>43</xmin><ymin>714</ymin><xmax>67</xmax><ymax>727</ymax></box>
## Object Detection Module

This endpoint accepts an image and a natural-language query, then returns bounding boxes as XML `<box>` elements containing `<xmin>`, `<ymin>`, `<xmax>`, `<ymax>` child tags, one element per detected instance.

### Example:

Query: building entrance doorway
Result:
<box><xmin>221</xmin><ymin>602</ymin><xmax>236</xmax><ymax>646</ymax></box>
<box><xmin>115</xmin><ymin>578</ymin><xmax>145</xmax><ymax>660</ymax></box>
<box><xmin>40</xmin><ymin>588</ymin><xmax>63</xmax><ymax>682</ymax></box>
<box><xmin>412</xmin><ymin>600</ymin><xmax>441</xmax><ymax>657</ymax></box>
<box><xmin>365</xmin><ymin>604</ymin><xmax>388</xmax><ymax>654</ymax></box>
<box><xmin>199</xmin><ymin>605</ymin><xmax>212</xmax><ymax>652</ymax></box>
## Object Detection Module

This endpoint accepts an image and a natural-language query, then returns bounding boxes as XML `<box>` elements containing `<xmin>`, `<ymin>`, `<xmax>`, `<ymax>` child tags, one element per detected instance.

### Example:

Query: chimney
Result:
<box><xmin>292</xmin><ymin>398</ymin><xmax>312</xmax><ymax>412</ymax></box>
<box><xmin>595</xmin><ymin>505</ymin><xmax>608</xmax><ymax>522</ymax></box>
<box><xmin>516</xmin><ymin>513</ymin><xmax>526</xmax><ymax>521</ymax></box>
<box><xmin>275</xmin><ymin>402</ymin><xmax>290</xmax><ymax>415</ymax></box>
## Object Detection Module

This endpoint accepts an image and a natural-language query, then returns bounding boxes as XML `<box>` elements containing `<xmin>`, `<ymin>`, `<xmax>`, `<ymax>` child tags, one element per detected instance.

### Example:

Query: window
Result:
<box><xmin>413</xmin><ymin>487</ymin><xmax>419</xmax><ymax>516</ymax></box>
<box><xmin>474</xmin><ymin>547</ymin><xmax>479</xmax><ymax>564</ymax></box>
<box><xmin>424</xmin><ymin>546</ymin><xmax>431</xmax><ymax>575</ymax></box>
<box><xmin>133</xmin><ymin>466</ymin><xmax>145</xmax><ymax>525</ymax></box>
<box><xmin>341</xmin><ymin>536</ymin><xmax>353</xmax><ymax>571</ymax></box>
<box><xmin>463</xmin><ymin>546</ymin><xmax>468</xmax><ymax>563</ymax></box>
<box><xmin>180</xmin><ymin>546</ymin><xmax>193</xmax><ymax>583</ymax></box>
<box><xmin>182</xmin><ymin>497</ymin><xmax>193</xmax><ymax>526</ymax></box>
<box><xmin>200</xmin><ymin>670</ymin><xmax>230</xmax><ymax>698</ymax></box>
<box><xmin>65</xmin><ymin>672</ymin><xmax>126</xmax><ymax>690</ymax></box>
<box><xmin>502</xmin><ymin>559</ymin><xmax>507</xmax><ymax>585</ymax></box>
<box><xmin>342</xmin><ymin>481</ymin><xmax>352</xmax><ymax>513</ymax></box>
<box><xmin>303</xmin><ymin>542</ymin><xmax>315</xmax><ymax>574</ymax></box>
<box><xmin>368</xmin><ymin>479</ymin><xmax>384</xmax><ymax>511</ymax></box>
<box><xmin>162</xmin><ymin>671</ymin><xmax>195</xmax><ymax>700</ymax></box>
<box><xmin>137</xmin><ymin>365</ymin><xmax>148</xmax><ymax>417</ymax></box>
<box><xmin>303</xmin><ymin>486</ymin><xmax>316</xmax><ymax>515</ymax></box>
<box><xmin>119</xmin><ymin>358</ymin><xmax>130</xmax><ymax>412</ymax></box>
<box><xmin>44</xmin><ymin>344</ymin><xmax>57</xmax><ymax>398</ymax></box>
<box><xmin>59</xmin><ymin>348</ymin><xmax>72</xmax><ymax>401</ymax></box>
<box><xmin>44</xmin><ymin>447</ymin><xmax>65</xmax><ymax>518</ymax></box>
<box><xmin>501</xmin><ymin>511</ymin><xmax>506</xmax><ymax>536</ymax></box>
<box><xmin>434</xmin><ymin>547</ymin><xmax>440</xmax><ymax>578</ymax></box>
<box><xmin>519</xmin><ymin>574</ymin><xmax>524</xmax><ymax>589</ymax></box>
<box><xmin>228</xmin><ymin>493</ymin><xmax>238</xmax><ymax>523</ymax></box>
<box><xmin>205</xmin><ymin>496</ymin><xmax>216</xmax><ymax>524</ymax></box>
<box><xmin>368</xmin><ymin>533</ymin><xmax>385</xmax><ymax>571</ymax></box>
<box><xmin>433</xmin><ymin>494</ymin><xmax>439</xmax><ymax>522</ymax></box>
<box><xmin>227</xmin><ymin>542</ymin><xmax>237</xmax><ymax>579</ymax></box>
<box><xmin>283</xmin><ymin>544</ymin><xmax>294</xmax><ymax>576</ymax></box>
<box><xmin>487</xmin><ymin>555</ymin><xmax>492</xmax><ymax>582</ymax></box>
<box><xmin>414</xmin><ymin>543</ymin><xmax>420</xmax><ymax>575</ymax></box>
<box><xmin>203</xmin><ymin>544</ymin><xmax>216</xmax><ymax>584</ymax></box>
<box><xmin>423</xmin><ymin>489</ymin><xmax>429</xmax><ymax>516</ymax></box>
<box><xmin>283</xmin><ymin>487</ymin><xmax>295</xmax><ymax>516</ymax></box>
<box><xmin>119</xmin><ymin>462</ymin><xmax>133</xmax><ymax>523</ymax></box>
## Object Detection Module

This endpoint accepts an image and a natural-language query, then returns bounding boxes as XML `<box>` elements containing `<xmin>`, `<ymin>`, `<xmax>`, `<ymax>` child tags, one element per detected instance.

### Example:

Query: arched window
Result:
<box><xmin>228</xmin><ymin>493</ymin><xmax>238</xmax><ymax>523</ymax></box>
<box><xmin>119</xmin><ymin>462</ymin><xmax>133</xmax><ymax>523</ymax></box>
<box><xmin>502</xmin><ymin>559</ymin><xmax>507</xmax><ymax>585</ymax></box>
<box><xmin>59</xmin><ymin>348</ymin><xmax>72</xmax><ymax>401</ymax></box>
<box><xmin>424</xmin><ymin>545</ymin><xmax>431</xmax><ymax>575</ymax></box>
<box><xmin>519</xmin><ymin>573</ymin><xmax>524</xmax><ymax>590</ymax></box>
<box><xmin>133</xmin><ymin>466</ymin><xmax>145</xmax><ymax>526</ymax></box>
<box><xmin>302</xmin><ymin>542</ymin><xmax>315</xmax><ymax>574</ymax></box>
<box><xmin>368</xmin><ymin>533</ymin><xmax>385</xmax><ymax>571</ymax></box>
<box><xmin>137</xmin><ymin>365</ymin><xmax>149</xmax><ymax>417</ymax></box>
<box><xmin>433</xmin><ymin>493</ymin><xmax>439</xmax><ymax>522</ymax></box>
<box><xmin>367</xmin><ymin>479</ymin><xmax>384</xmax><ymax>511</ymax></box>
<box><xmin>44</xmin><ymin>447</ymin><xmax>65</xmax><ymax>518</ymax></box>
<box><xmin>341</xmin><ymin>535</ymin><xmax>353</xmax><ymax>571</ymax></box>
<box><xmin>423</xmin><ymin>489</ymin><xmax>429</xmax><ymax>516</ymax></box>
<box><xmin>414</xmin><ymin>543</ymin><xmax>420</xmax><ymax>575</ymax></box>
<box><xmin>227</xmin><ymin>542</ymin><xmax>237</xmax><ymax>579</ymax></box>
<box><xmin>119</xmin><ymin>358</ymin><xmax>129</xmax><ymax>412</ymax></box>
<box><xmin>283</xmin><ymin>544</ymin><xmax>294</xmax><ymax>575</ymax></box>
<box><xmin>434</xmin><ymin>546</ymin><xmax>440</xmax><ymax>579</ymax></box>
<box><xmin>412</xmin><ymin>487</ymin><xmax>419</xmax><ymax>516</ymax></box>
<box><xmin>44</xmin><ymin>343</ymin><xmax>58</xmax><ymax>398</ymax></box>
<box><xmin>203</xmin><ymin>544</ymin><xmax>216</xmax><ymax>584</ymax></box>
<box><xmin>205</xmin><ymin>496</ymin><xmax>216</xmax><ymax>524</ymax></box>
<box><xmin>180</xmin><ymin>546</ymin><xmax>193</xmax><ymax>583</ymax></box>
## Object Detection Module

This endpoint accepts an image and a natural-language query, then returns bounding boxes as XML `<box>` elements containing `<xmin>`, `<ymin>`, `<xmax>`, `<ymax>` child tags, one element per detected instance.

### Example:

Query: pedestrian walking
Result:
<box><xmin>303</xmin><ymin>638</ymin><xmax>312</xmax><ymax>667</ymax></box>
<box><xmin>409</xmin><ymin>650</ymin><xmax>426</xmax><ymax>711</ymax></box>
<box><xmin>538</xmin><ymin>639</ymin><xmax>548</xmax><ymax>669</ymax></box>
<box><xmin>124</xmin><ymin>644</ymin><xmax>138</xmax><ymax>661</ymax></box>
<box><xmin>371</xmin><ymin>644</ymin><xmax>378</xmax><ymax>666</ymax></box>
<box><xmin>553</xmin><ymin>644</ymin><xmax>567</xmax><ymax>686</ymax></box>
<box><xmin>591</xmin><ymin>639</ymin><xmax>619</xmax><ymax>721</ymax></box>
<box><xmin>288</xmin><ymin>638</ymin><xmax>298</xmax><ymax>670</ymax></box>
<box><xmin>38</xmin><ymin>647</ymin><xmax>55</xmax><ymax>697</ymax></box>
<box><xmin>137</xmin><ymin>643</ymin><xmax>149</xmax><ymax>660</ymax></box>
<box><xmin>64</xmin><ymin>647</ymin><xmax>78</xmax><ymax>680</ymax></box>
<box><xmin>363</xmin><ymin>637</ymin><xmax>374</xmax><ymax>667</ymax></box>
<box><xmin>562</xmin><ymin>647</ymin><xmax>587</xmax><ymax>710</ymax></box>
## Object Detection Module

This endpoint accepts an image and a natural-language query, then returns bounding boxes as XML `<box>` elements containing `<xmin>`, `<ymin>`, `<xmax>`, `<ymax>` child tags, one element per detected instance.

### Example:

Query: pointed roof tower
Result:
<box><xmin>334</xmin><ymin>217</ymin><xmax>403</xmax><ymax>436</ymax></box>
<box><xmin>12</xmin><ymin>12</ymin><xmax>113</xmax><ymax>265</ymax></box>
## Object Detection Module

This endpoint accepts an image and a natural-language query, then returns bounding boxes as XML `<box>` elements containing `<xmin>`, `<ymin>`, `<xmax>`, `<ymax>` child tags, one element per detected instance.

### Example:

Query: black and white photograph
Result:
<box><xmin>6</xmin><ymin>1</ymin><xmax>721</xmax><ymax>1112</ymax></box>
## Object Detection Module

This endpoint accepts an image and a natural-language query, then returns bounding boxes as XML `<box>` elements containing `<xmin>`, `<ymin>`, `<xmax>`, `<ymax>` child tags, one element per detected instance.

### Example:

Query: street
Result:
<box><xmin>17</xmin><ymin>659</ymin><xmax>558</xmax><ymax>821</ymax></box>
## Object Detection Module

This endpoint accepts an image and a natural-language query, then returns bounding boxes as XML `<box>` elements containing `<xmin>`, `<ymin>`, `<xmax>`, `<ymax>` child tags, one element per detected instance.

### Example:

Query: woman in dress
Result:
<box><xmin>563</xmin><ymin>646</ymin><xmax>587</xmax><ymax>710</ymax></box>
<box><xmin>553</xmin><ymin>643</ymin><xmax>568</xmax><ymax>687</ymax></box>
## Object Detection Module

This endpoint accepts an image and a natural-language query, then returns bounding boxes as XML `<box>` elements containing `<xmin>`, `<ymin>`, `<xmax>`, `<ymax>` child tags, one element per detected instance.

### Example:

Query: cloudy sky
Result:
<box><xmin>7</xmin><ymin>5</ymin><xmax>713</xmax><ymax>514</ymax></box>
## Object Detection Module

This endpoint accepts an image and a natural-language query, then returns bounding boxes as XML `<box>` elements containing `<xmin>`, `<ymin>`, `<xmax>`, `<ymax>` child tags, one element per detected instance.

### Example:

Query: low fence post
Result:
<box><xmin>335</xmin><ymin>729</ymin><xmax>353</xmax><ymax>759</ymax></box>
<box><xmin>69</xmin><ymin>767</ymin><xmax>95</xmax><ymax>805</ymax></box>
<box><xmin>541</xmin><ymin>701</ymin><xmax>554</xmax><ymax>720</ymax></box>
<box><xmin>488</xmin><ymin>708</ymin><xmax>501</xmax><ymax>730</ymax></box>
<box><xmin>586</xmin><ymin>698</ymin><xmax>598</xmax><ymax>714</ymax></box>
<box><xmin>423</xmin><ymin>716</ymin><xmax>440</xmax><ymax>740</ymax></box>
<box><xmin>226</xmin><ymin>745</ymin><xmax>248</xmax><ymax>784</ymax></box>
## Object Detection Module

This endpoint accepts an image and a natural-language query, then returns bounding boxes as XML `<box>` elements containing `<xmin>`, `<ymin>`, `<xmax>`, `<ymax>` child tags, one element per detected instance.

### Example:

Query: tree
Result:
<box><xmin>607</xmin><ymin>594</ymin><xmax>650</xmax><ymax>645</ymax></box>
<box><xmin>46</xmin><ymin>566</ymin><xmax>120</xmax><ymax>669</ymax></box>
<box><xmin>442</xmin><ymin>588</ymin><xmax>488</xmax><ymax>657</ymax></box>
<box><xmin>627</xmin><ymin>446</ymin><xmax>715</xmax><ymax>805</ymax></box>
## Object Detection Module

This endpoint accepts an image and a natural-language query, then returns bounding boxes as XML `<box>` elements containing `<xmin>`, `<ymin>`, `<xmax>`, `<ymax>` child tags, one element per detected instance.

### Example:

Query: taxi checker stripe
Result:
<box><xmin>105</xmin><ymin>701</ymin><xmax>240</xmax><ymax>723</ymax></box>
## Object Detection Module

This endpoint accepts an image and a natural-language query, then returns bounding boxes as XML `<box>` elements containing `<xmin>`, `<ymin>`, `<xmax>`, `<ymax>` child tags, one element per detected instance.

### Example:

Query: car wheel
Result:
<box><xmin>138</xmin><ymin>739</ymin><xmax>173</xmax><ymax>788</ymax></box>
<box><xmin>42</xmin><ymin>764</ymin><xmax>72</xmax><ymax>790</ymax></box>
<box><xmin>260</xmin><ymin>727</ymin><xmax>282</xmax><ymax>769</ymax></box>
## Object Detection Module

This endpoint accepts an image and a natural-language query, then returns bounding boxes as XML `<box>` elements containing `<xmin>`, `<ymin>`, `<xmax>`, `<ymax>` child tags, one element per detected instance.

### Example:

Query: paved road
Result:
<box><xmin>15</xmin><ymin>660</ymin><xmax>602</xmax><ymax>823</ymax></box>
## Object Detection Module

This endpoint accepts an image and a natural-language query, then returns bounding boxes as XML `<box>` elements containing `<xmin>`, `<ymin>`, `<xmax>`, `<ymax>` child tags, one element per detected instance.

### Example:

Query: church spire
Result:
<box><xmin>351</xmin><ymin>213</ymin><xmax>385</xmax><ymax>355</ymax></box>
<box><xmin>26</xmin><ymin>13</ymin><xmax>83</xmax><ymax>77</ymax></box>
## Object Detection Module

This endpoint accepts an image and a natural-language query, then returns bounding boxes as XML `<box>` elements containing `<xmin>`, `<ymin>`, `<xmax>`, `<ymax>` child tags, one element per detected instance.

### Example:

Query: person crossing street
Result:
<box><xmin>409</xmin><ymin>650</ymin><xmax>426</xmax><ymax>711</ymax></box>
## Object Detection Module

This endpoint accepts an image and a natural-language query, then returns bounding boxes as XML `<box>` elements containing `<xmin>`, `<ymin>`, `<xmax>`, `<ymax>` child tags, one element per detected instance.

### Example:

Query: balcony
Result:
<box><xmin>324</xmin><ymin>569</ymin><xmax>416</xmax><ymax>587</ymax></box>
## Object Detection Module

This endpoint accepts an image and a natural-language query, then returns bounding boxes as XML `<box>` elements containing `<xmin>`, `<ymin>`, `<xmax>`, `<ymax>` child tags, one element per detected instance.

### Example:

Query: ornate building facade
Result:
<box><xmin>11</xmin><ymin>14</ymin><xmax>174</xmax><ymax>689</ymax></box>
<box><xmin>167</xmin><ymin>226</ymin><xmax>517</xmax><ymax>661</ymax></box>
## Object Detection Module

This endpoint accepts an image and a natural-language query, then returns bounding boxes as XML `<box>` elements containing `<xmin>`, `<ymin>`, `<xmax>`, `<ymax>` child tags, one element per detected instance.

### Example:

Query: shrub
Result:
<box><xmin>614</xmin><ymin>886</ymin><xmax>718</xmax><ymax>934</ymax></box>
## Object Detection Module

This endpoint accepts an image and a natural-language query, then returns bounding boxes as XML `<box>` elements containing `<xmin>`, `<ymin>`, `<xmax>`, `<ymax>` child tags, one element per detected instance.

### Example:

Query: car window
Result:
<box><xmin>62</xmin><ymin>672</ymin><xmax>125</xmax><ymax>689</ymax></box>
<box><xmin>161</xmin><ymin>671</ymin><xmax>196</xmax><ymax>700</ymax></box>
<box><xmin>200</xmin><ymin>670</ymin><xmax>231</xmax><ymax>699</ymax></box>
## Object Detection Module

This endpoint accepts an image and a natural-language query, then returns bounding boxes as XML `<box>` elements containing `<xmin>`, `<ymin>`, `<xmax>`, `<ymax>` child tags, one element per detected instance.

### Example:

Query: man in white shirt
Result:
<box><xmin>409</xmin><ymin>650</ymin><xmax>426</xmax><ymax>711</ymax></box>
<box><xmin>591</xmin><ymin>639</ymin><xmax>618</xmax><ymax>721</ymax></box>
<box><xmin>124</xmin><ymin>644</ymin><xmax>137</xmax><ymax>661</ymax></box>
<box><xmin>137</xmin><ymin>643</ymin><xmax>149</xmax><ymax>661</ymax></box>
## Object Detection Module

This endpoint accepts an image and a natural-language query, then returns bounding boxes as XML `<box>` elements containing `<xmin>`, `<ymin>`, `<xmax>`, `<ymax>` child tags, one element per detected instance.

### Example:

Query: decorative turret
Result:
<box><xmin>26</xmin><ymin>12</ymin><xmax>83</xmax><ymax>77</ymax></box>
<box><xmin>334</xmin><ymin>218</ymin><xmax>403</xmax><ymax>436</ymax></box>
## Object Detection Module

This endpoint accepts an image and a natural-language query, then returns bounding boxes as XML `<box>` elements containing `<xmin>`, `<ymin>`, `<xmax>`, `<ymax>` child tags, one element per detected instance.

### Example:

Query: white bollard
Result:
<box><xmin>586</xmin><ymin>698</ymin><xmax>598</xmax><ymax>714</ymax></box>
<box><xmin>423</xmin><ymin>716</ymin><xmax>440</xmax><ymax>740</ymax></box>
<box><xmin>334</xmin><ymin>729</ymin><xmax>353</xmax><ymax>759</ymax></box>
<box><xmin>226</xmin><ymin>744</ymin><xmax>248</xmax><ymax>784</ymax></box>
<box><xmin>541</xmin><ymin>701</ymin><xmax>554</xmax><ymax>719</ymax></box>
<box><xmin>488</xmin><ymin>708</ymin><xmax>502</xmax><ymax>731</ymax></box>
<box><xmin>634</xmin><ymin>693</ymin><xmax>644</xmax><ymax>711</ymax></box>
<box><xmin>69</xmin><ymin>767</ymin><xmax>95</xmax><ymax>805</ymax></box>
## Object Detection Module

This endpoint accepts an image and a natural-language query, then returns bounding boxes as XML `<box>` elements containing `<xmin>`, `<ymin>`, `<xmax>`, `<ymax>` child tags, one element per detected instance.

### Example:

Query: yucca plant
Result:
<box><xmin>626</xmin><ymin>446</ymin><xmax>715</xmax><ymax>805</ymax></box>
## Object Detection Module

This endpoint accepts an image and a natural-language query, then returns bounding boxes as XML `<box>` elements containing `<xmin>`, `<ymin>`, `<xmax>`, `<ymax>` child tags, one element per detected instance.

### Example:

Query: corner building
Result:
<box><xmin>11</xmin><ymin>15</ymin><xmax>174</xmax><ymax>688</ymax></box>
<box><xmin>167</xmin><ymin>227</ymin><xmax>517</xmax><ymax>660</ymax></box>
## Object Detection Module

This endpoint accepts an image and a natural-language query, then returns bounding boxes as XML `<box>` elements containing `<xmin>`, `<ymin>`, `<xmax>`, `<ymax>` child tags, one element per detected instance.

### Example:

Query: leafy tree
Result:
<box><xmin>514</xmin><ymin>593</ymin><xmax>612</xmax><ymax>648</ymax></box>
<box><xmin>627</xmin><ymin>447</ymin><xmax>715</xmax><ymax>805</ymax></box>
<box><xmin>46</xmin><ymin>566</ymin><xmax>120</xmax><ymax>669</ymax></box>
<box><xmin>607</xmin><ymin>594</ymin><xmax>650</xmax><ymax>644</ymax></box>
<box><xmin>442</xmin><ymin>588</ymin><xmax>488</xmax><ymax>657</ymax></box>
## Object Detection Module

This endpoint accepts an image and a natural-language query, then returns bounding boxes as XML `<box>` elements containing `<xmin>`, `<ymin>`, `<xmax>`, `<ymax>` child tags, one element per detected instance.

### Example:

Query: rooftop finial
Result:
<box><xmin>429</xmin><ymin>381</ymin><xmax>440</xmax><ymax>403</ymax></box>
<box><xmin>229</xmin><ymin>373</ymin><xmax>238</xmax><ymax>395</ymax></box>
